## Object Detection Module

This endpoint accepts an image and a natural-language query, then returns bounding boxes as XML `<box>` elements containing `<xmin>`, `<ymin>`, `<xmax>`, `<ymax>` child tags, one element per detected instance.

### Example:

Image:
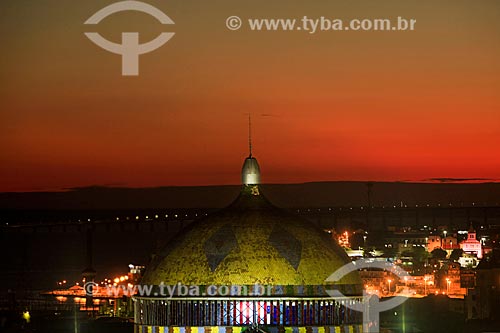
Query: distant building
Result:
<box><xmin>359</xmin><ymin>268</ymin><xmax>390</xmax><ymax>295</ymax></box>
<box><xmin>437</xmin><ymin>262</ymin><xmax>464</xmax><ymax>295</ymax></box>
<box><xmin>384</xmin><ymin>232</ymin><xmax>427</xmax><ymax>254</ymax></box>
<box><xmin>460</xmin><ymin>226</ymin><xmax>482</xmax><ymax>259</ymax></box>
<box><xmin>466</xmin><ymin>250</ymin><xmax>500</xmax><ymax>319</ymax></box>
<box><xmin>441</xmin><ymin>236</ymin><xmax>459</xmax><ymax>251</ymax></box>
<box><xmin>458</xmin><ymin>252</ymin><xmax>479</xmax><ymax>268</ymax></box>
<box><xmin>460</xmin><ymin>269</ymin><xmax>475</xmax><ymax>290</ymax></box>
<box><xmin>128</xmin><ymin>264</ymin><xmax>145</xmax><ymax>284</ymax></box>
<box><xmin>427</xmin><ymin>235</ymin><xmax>441</xmax><ymax>252</ymax></box>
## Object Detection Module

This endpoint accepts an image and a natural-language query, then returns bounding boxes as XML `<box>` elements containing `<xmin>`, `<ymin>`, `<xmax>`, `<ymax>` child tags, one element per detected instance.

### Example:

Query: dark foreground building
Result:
<box><xmin>134</xmin><ymin>153</ymin><xmax>363</xmax><ymax>333</ymax></box>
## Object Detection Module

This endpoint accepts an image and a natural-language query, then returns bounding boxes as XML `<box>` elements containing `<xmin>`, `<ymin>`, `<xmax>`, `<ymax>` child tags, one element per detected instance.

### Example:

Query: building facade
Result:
<box><xmin>460</xmin><ymin>227</ymin><xmax>482</xmax><ymax>259</ymax></box>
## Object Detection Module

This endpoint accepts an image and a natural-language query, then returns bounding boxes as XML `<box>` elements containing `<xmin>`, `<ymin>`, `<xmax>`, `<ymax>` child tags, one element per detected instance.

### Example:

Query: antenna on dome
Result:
<box><xmin>241</xmin><ymin>113</ymin><xmax>260</xmax><ymax>185</ymax></box>
<box><xmin>248</xmin><ymin>114</ymin><xmax>252</xmax><ymax>157</ymax></box>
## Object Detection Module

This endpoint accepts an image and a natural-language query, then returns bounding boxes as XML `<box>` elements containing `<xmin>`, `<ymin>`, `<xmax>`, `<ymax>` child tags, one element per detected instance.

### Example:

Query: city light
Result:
<box><xmin>338</xmin><ymin>231</ymin><xmax>350</xmax><ymax>248</ymax></box>
<box><xmin>22</xmin><ymin>311</ymin><xmax>30</xmax><ymax>323</ymax></box>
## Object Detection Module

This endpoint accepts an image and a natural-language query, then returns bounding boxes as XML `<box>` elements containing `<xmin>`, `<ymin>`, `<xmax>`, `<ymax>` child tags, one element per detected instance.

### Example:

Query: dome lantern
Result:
<box><xmin>241</xmin><ymin>114</ymin><xmax>261</xmax><ymax>186</ymax></box>
<box><xmin>241</xmin><ymin>156</ymin><xmax>261</xmax><ymax>185</ymax></box>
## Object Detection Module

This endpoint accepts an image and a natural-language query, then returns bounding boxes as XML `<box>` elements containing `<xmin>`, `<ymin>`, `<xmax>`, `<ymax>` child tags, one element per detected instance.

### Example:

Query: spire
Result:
<box><xmin>241</xmin><ymin>114</ymin><xmax>260</xmax><ymax>186</ymax></box>
<box><xmin>248</xmin><ymin>114</ymin><xmax>252</xmax><ymax>157</ymax></box>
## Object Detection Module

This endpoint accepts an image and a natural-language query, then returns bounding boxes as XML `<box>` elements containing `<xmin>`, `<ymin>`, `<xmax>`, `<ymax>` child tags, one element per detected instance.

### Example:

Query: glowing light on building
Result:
<box><xmin>460</xmin><ymin>227</ymin><xmax>482</xmax><ymax>258</ymax></box>
<box><xmin>338</xmin><ymin>231</ymin><xmax>350</xmax><ymax>248</ymax></box>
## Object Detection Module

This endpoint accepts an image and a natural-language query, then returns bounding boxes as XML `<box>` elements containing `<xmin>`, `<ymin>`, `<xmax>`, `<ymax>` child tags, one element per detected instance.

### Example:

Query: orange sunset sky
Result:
<box><xmin>1</xmin><ymin>0</ymin><xmax>499</xmax><ymax>191</ymax></box>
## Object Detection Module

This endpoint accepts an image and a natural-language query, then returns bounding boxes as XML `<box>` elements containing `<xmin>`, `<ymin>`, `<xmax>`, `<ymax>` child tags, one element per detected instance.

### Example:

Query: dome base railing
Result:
<box><xmin>134</xmin><ymin>296</ymin><xmax>363</xmax><ymax>328</ymax></box>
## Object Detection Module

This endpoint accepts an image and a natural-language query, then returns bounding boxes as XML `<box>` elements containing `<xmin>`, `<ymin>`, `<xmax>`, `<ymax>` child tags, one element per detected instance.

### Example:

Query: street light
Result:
<box><xmin>424</xmin><ymin>276</ymin><xmax>428</xmax><ymax>295</ymax></box>
<box><xmin>446</xmin><ymin>278</ymin><xmax>451</xmax><ymax>295</ymax></box>
<box><xmin>387</xmin><ymin>279</ymin><xmax>392</xmax><ymax>295</ymax></box>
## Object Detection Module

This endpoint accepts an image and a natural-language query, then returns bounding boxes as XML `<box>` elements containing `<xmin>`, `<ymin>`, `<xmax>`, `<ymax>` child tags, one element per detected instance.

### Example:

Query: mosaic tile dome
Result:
<box><xmin>142</xmin><ymin>178</ymin><xmax>361</xmax><ymax>293</ymax></box>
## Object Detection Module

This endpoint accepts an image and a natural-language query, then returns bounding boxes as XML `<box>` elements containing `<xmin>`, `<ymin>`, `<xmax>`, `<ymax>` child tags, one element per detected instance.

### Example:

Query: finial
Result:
<box><xmin>241</xmin><ymin>114</ymin><xmax>261</xmax><ymax>185</ymax></box>
<box><xmin>248</xmin><ymin>114</ymin><xmax>252</xmax><ymax>157</ymax></box>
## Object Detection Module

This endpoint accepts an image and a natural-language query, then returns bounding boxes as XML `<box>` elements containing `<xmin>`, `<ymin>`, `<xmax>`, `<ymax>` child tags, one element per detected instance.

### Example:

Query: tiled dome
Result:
<box><xmin>142</xmin><ymin>184</ymin><xmax>361</xmax><ymax>294</ymax></box>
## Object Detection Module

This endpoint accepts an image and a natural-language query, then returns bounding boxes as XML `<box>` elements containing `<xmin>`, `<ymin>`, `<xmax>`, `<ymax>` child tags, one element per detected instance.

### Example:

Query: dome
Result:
<box><xmin>142</xmin><ymin>162</ymin><xmax>361</xmax><ymax>295</ymax></box>
<box><xmin>135</xmin><ymin>154</ymin><xmax>363</xmax><ymax>332</ymax></box>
